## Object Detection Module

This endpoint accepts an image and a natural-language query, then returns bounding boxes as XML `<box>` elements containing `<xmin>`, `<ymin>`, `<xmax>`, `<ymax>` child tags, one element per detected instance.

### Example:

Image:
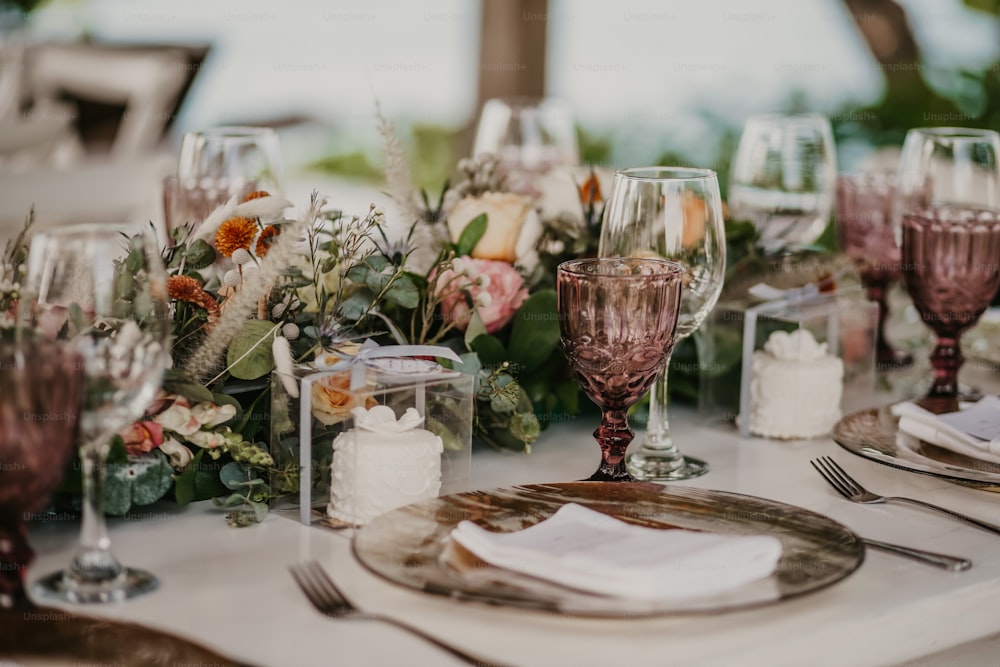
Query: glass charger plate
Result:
<box><xmin>0</xmin><ymin>608</ymin><xmax>249</xmax><ymax>666</ymax></box>
<box><xmin>352</xmin><ymin>481</ymin><xmax>863</xmax><ymax>617</ymax></box>
<box><xmin>832</xmin><ymin>405</ymin><xmax>1000</xmax><ymax>489</ymax></box>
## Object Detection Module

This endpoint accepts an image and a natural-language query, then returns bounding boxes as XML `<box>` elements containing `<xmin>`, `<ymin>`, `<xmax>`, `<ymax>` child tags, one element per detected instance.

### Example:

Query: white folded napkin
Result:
<box><xmin>449</xmin><ymin>503</ymin><xmax>783</xmax><ymax>602</ymax></box>
<box><xmin>892</xmin><ymin>396</ymin><xmax>1000</xmax><ymax>464</ymax></box>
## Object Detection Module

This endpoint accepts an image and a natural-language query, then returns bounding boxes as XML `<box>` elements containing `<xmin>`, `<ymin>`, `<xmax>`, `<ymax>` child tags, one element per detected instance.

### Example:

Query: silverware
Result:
<box><xmin>811</xmin><ymin>456</ymin><xmax>1000</xmax><ymax>537</ymax></box>
<box><xmin>860</xmin><ymin>538</ymin><xmax>970</xmax><ymax>571</ymax></box>
<box><xmin>289</xmin><ymin>561</ymin><xmax>506</xmax><ymax>667</ymax></box>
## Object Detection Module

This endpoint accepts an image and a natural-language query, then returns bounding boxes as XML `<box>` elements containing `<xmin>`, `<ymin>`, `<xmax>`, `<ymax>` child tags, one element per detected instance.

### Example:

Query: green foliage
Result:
<box><xmin>455</xmin><ymin>214</ymin><xmax>488</xmax><ymax>257</ymax></box>
<box><xmin>227</xmin><ymin>320</ymin><xmax>278</xmax><ymax>380</ymax></box>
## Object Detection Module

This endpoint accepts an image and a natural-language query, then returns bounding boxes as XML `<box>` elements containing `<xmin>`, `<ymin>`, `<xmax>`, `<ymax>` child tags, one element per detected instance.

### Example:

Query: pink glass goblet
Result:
<box><xmin>557</xmin><ymin>258</ymin><xmax>683</xmax><ymax>481</ymax></box>
<box><xmin>901</xmin><ymin>207</ymin><xmax>1000</xmax><ymax>413</ymax></box>
<box><xmin>835</xmin><ymin>173</ymin><xmax>912</xmax><ymax>370</ymax></box>
<box><xmin>0</xmin><ymin>340</ymin><xmax>84</xmax><ymax>609</ymax></box>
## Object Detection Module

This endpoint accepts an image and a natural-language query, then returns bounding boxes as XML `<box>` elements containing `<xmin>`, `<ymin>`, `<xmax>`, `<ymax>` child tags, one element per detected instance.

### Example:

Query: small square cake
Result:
<box><xmin>749</xmin><ymin>329</ymin><xmax>843</xmax><ymax>439</ymax></box>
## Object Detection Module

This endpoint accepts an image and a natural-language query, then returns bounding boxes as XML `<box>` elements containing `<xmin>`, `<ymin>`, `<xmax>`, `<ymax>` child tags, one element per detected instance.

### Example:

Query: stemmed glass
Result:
<box><xmin>0</xmin><ymin>340</ymin><xmax>85</xmax><ymax>609</ymax></box>
<box><xmin>894</xmin><ymin>127</ymin><xmax>1000</xmax><ymax>412</ymax></box>
<box><xmin>164</xmin><ymin>126</ymin><xmax>283</xmax><ymax>232</ymax></box>
<box><xmin>835</xmin><ymin>173</ymin><xmax>912</xmax><ymax>369</ymax></box>
<box><xmin>557</xmin><ymin>258</ymin><xmax>683</xmax><ymax>481</ymax></box>
<box><xmin>599</xmin><ymin>168</ymin><xmax>726</xmax><ymax>481</ymax></box>
<box><xmin>729</xmin><ymin>113</ymin><xmax>837</xmax><ymax>252</ymax></box>
<box><xmin>23</xmin><ymin>224</ymin><xmax>170</xmax><ymax>603</ymax></box>
<box><xmin>472</xmin><ymin>97</ymin><xmax>578</xmax><ymax>186</ymax></box>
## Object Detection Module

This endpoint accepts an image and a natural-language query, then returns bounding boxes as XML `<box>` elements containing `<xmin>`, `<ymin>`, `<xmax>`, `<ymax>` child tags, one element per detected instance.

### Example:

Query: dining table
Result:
<box><xmin>21</xmin><ymin>362</ymin><xmax>1000</xmax><ymax>667</ymax></box>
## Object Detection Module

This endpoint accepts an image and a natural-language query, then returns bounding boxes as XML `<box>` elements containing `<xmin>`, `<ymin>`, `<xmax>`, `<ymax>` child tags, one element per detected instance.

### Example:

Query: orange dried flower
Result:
<box><xmin>579</xmin><ymin>172</ymin><xmax>603</xmax><ymax>206</ymax></box>
<box><xmin>167</xmin><ymin>275</ymin><xmax>220</xmax><ymax>319</ymax></box>
<box><xmin>255</xmin><ymin>225</ymin><xmax>280</xmax><ymax>257</ymax></box>
<box><xmin>215</xmin><ymin>217</ymin><xmax>257</xmax><ymax>257</ymax></box>
<box><xmin>242</xmin><ymin>190</ymin><xmax>270</xmax><ymax>202</ymax></box>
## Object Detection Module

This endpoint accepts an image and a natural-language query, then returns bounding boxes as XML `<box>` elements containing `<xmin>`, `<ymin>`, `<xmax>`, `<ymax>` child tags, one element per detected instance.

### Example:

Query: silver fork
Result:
<box><xmin>290</xmin><ymin>561</ymin><xmax>507</xmax><ymax>667</ymax></box>
<box><xmin>811</xmin><ymin>456</ymin><xmax>1000</xmax><ymax>536</ymax></box>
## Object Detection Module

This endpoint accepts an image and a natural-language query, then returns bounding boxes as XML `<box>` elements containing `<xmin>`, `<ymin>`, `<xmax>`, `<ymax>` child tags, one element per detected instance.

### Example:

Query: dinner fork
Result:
<box><xmin>289</xmin><ymin>561</ymin><xmax>507</xmax><ymax>667</ymax></box>
<box><xmin>811</xmin><ymin>456</ymin><xmax>1000</xmax><ymax>536</ymax></box>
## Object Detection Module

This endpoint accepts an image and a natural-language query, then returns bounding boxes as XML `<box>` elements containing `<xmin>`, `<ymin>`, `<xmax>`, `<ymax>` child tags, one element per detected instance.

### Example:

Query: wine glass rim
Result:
<box><xmin>186</xmin><ymin>126</ymin><xmax>278</xmax><ymax>141</ymax></box>
<box><xmin>558</xmin><ymin>257</ymin><xmax>685</xmax><ymax>278</ymax></box>
<box><xmin>907</xmin><ymin>126</ymin><xmax>1000</xmax><ymax>141</ymax></box>
<box><xmin>616</xmin><ymin>166</ymin><xmax>717</xmax><ymax>182</ymax></box>
<box><xmin>903</xmin><ymin>205</ymin><xmax>1000</xmax><ymax>222</ymax></box>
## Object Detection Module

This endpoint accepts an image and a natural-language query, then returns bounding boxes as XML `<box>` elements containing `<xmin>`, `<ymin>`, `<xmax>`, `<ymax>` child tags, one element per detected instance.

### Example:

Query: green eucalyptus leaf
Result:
<box><xmin>456</xmin><ymin>213</ymin><xmax>487</xmax><ymax>257</ymax></box>
<box><xmin>183</xmin><ymin>240</ymin><xmax>216</xmax><ymax>269</ymax></box>
<box><xmin>383</xmin><ymin>274</ymin><xmax>419</xmax><ymax>308</ymax></box>
<box><xmin>337</xmin><ymin>291</ymin><xmax>373</xmax><ymax>321</ymax></box>
<box><xmin>464</xmin><ymin>312</ymin><xmax>487</xmax><ymax>349</ymax></box>
<box><xmin>365</xmin><ymin>270</ymin><xmax>393</xmax><ymax>293</ymax></box>
<box><xmin>103</xmin><ymin>462</ymin><xmax>132</xmax><ymax>516</ymax></box>
<box><xmin>220</xmin><ymin>461</ymin><xmax>250</xmax><ymax>490</ymax></box>
<box><xmin>346</xmin><ymin>264</ymin><xmax>369</xmax><ymax>283</ymax></box>
<box><xmin>172</xmin><ymin>450</ymin><xmax>203</xmax><ymax>506</ymax></box>
<box><xmin>470</xmin><ymin>334</ymin><xmax>507</xmax><ymax>367</ymax></box>
<box><xmin>227</xmin><ymin>320</ymin><xmax>277</xmax><ymax>380</ymax></box>
<box><xmin>162</xmin><ymin>380</ymin><xmax>216</xmax><ymax>404</ymax></box>
<box><xmin>366</xmin><ymin>255</ymin><xmax>389</xmax><ymax>272</ymax></box>
<box><xmin>249</xmin><ymin>500</ymin><xmax>269</xmax><ymax>523</ymax></box>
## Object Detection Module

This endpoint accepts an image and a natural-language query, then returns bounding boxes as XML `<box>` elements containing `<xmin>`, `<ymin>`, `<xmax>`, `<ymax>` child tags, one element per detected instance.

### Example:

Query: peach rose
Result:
<box><xmin>311</xmin><ymin>371</ymin><xmax>377</xmax><ymax>426</ymax></box>
<box><xmin>446</xmin><ymin>192</ymin><xmax>539</xmax><ymax>264</ymax></box>
<box><xmin>120</xmin><ymin>421</ymin><xmax>165</xmax><ymax>456</ymax></box>
<box><xmin>438</xmin><ymin>257</ymin><xmax>528</xmax><ymax>334</ymax></box>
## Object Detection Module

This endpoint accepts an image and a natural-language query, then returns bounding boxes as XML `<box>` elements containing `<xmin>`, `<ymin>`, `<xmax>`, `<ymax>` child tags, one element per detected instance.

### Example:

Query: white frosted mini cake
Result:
<box><xmin>328</xmin><ymin>405</ymin><xmax>443</xmax><ymax>526</ymax></box>
<box><xmin>749</xmin><ymin>329</ymin><xmax>843</xmax><ymax>439</ymax></box>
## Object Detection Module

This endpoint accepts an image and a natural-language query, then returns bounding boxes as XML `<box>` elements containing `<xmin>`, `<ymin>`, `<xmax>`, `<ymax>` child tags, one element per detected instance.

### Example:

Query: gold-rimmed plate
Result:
<box><xmin>352</xmin><ymin>482</ymin><xmax>863</xmax><ymax>617</ymax></box>
<box><xmin>833</xmin><ymin>405</ymin><xmax>1000</xmax><ymax>489</ymax></box>
<box><xmin>0</xmin><ymin>608</ymin><xmax>249</xmax><ymax>666</ymax></box>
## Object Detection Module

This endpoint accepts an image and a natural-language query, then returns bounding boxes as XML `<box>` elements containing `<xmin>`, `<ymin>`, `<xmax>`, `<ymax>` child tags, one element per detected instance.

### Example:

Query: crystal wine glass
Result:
<box><xmin>0</xmin><ymin>340</ymin><xmax>85</xmax><ymax>609</ymax></box>
<box><xmin>729</xmin><ymin>113</ymin><xmax>837</xmax><ymax>252</ymax></box>
<box><xmin>835</xmin><ymin>172</ymin><xmax>912</xmax><ymax>369</ymax></box>
<box><xmin>472</xmin><ymin>97</ymin><xmax>578</xmax><ymax>190</ymax></box>
<box><xmin>165</xmin><ymin>126</ymin><xmax>283</xmax><ymax>232</ymax></box>
<box><xmin>23</xmin><ymin>224</ymin><xmax>170</xmax><ymax>603</ymax></box>
<box><xmin>557</xmin><ymin>258</ymin><xmax>683</xmax><ymax>481</ymax></box>
<box><xmin>901</xmin><ymin>207</ymin><xmax>1000</xmax><ymax>413</ymax></box>
<box><xmin>599</xmin><ymin>167</ymin><xmax>726</xmax><ymax>481</ymax></box>
<box><xmin>894</xmin><ymin>127</ymin><xmax>1000</xmax><ymax>228</ymax></box>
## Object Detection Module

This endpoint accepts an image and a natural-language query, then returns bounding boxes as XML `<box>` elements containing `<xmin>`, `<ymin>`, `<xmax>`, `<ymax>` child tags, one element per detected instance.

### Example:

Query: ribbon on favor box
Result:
<box><xmin>317</xmin><ymin>339</ymin><xmax>462</xmax><ymax>389</ymax></box>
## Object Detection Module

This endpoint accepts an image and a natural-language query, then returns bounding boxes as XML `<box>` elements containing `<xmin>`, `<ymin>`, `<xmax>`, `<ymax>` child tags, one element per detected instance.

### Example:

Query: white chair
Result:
<box><xmin>26</xmin><ymin>43</ymin><xmax>190</xmax><ymax>158</ymax></box>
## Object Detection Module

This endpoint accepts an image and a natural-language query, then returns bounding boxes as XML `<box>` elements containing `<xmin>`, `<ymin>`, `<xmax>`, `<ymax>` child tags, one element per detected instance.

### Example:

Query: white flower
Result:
<box><xmin>536</xmin><ymin>166</ymin><xmax>614</xmax><ymax>222</ymax></box>
<box><xmin>191</xmin><ymin>402</ymin><xmax>237</xmax><ymax>428</ymax></box>
<box><xmin>282</xmin><ymin>323</ymin><xmax>300</xmax><ymax>340</ymax></box>
<box><xmin>187</xmin><ymin>429</ymin><xmax>229</xmax><ymax>449</ymax></box>
<box><xmin>231</xmin><ymin>248</ymin><xmax>253</xmax><ymax>265</ymax></box>
<box><xmin>475</xmin><ymin>292</ymin><xmax>493</xmax><ymax>308</ymax></box>
<box><xmin>159</xmin><ymin>438</ymin><xmax>193</xmax><ymax>469</ymax></box>
<box><xmin>476</xmin><ymin>273</ymin><xmax>491</xmax><ymax>288</ymax></box>
<box><xmin>272</xmin><ymin>335</ymin><xmax>299</xmax><ymax>398</ymax></box>
<box><xmin>155</xmin><ymin>403</ymin><xmax>201</xmax><ymax>436</ymax></box>
<box><xmin>223</xmin><ymin>269</ymin><xmax>242</xmax><ymax>287</ymax></box>
<box><xmin>234</xmin><ymin>194</ymin><xmax>293</xmax><ymax>221</ymax></box>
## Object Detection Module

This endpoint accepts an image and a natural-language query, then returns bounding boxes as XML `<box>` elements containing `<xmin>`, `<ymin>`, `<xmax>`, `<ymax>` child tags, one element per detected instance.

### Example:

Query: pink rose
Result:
<box><xmin>120</xmin><ymin>421</ymin><xmax>165</xmax><ymax>456</ymax></box>
<box><xmin>438</xmin><ymin>257</ymin><xmax>528</xmax><ymax>334</ymax></box>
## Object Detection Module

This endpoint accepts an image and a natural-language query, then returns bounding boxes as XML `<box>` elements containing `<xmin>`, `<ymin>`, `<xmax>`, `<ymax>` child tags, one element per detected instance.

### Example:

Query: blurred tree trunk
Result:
<box><xmin>477</xmin><ymin>0</ymin><xmax>548</xmax><ymax>106</ymax></box>
<box><xmin>841</xmin><ymin>0</ymin><xmax>935</xmax><ymax>105</ymax></box>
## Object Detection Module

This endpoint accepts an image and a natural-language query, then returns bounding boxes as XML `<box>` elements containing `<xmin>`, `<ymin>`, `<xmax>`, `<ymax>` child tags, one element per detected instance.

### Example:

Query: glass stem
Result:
<box><xmin>640</xmin><ymin>348</ymin><xmax>684</xmax><ymax>461</ymax></box>
<box><xmin>68</xmin><ymin>441</ymin><xmax>123</xmax><ymax>587</ymax></box>
<box><xmin>590</xmin><ymin>408</ymin><xmax>634</xmax><ymax>481</ymax></box>
<box><xmin>924</xmin><ymin>335</ymin><xmax>963</xmax><ymax>413</ymax></box>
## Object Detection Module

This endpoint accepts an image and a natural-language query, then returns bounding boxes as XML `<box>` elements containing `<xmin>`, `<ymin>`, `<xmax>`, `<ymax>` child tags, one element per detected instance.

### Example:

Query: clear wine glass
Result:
<box><xmin>599</xmin><ymin>167</ymin><xmax>726</xmax><ymax>481</ymax></box>
<box><xmin>835</xmin><ymin>172</ymin><xmax>912</xmax><ymax>370</ymax></box>
<box><xmin>901</xmin><ymin>207</ymin><xmax>1000</xmax><ymax>414</ymax></box>
<box><xmin>472</xmin><ymin>97</ymin><xmax>578</xmax><ymax>188</ymax></box>
<box><xmin>894</xmin><ymin>127</ymin><xmax>1000</xmax><ymax>227</ymax></box>
<box><xmin>0</xmin><ymin>339</ymin><xmax>85</xmax><ymax>609</ymax></box>
<box><xmin>165</xmin><ymin>126</ymin><xmax>283</xmax><ymax>232</ymax></box>
<box><xmin>23</xmin><ymin>224</ymin><xmax>170</xmax><ymax>603</ymax></box>
<box><xmin>729</xmin><ymin>113</ymin><xmax>837</xmax><ymax>252</ymax></box>
<box><xmin>557</xmin><ymin>258</ymin><xmax>683</xmax><ymax>481</ymax></box>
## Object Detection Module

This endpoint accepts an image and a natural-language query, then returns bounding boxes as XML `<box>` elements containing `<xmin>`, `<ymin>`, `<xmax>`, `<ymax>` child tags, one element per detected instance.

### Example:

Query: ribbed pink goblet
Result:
<box><xmin>557</xmin><ymin>258</ymin><xmax>683</xmax><ymax>481</ymax></box>
<box><xmin>901</xmin><ymin>206</ymin><xmax>1000</xmax><ymax>413</ymax></box>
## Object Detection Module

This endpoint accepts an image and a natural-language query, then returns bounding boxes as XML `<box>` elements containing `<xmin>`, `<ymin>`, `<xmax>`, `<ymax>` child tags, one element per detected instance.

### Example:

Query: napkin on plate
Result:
<box><xmin>449</xmin><ymin>503</ymin><xmax>783</xmax><ymax>602</ymax></box>
<box><xmin>892</xmin><ymin>396</ymin><xmax>1000</xmax><ymax>464</ymax></box>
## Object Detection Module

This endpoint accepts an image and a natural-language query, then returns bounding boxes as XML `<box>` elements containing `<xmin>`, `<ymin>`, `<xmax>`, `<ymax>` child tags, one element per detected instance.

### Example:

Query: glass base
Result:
<box><xmin>626</xmin><ymin>452</ymin><xmax>709</xmax><ymax>481</ymax></box>
<box><xmin>32</xmin><ymin>567</ymin><xmax>158</xmax><ymax>604</ymax></box>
